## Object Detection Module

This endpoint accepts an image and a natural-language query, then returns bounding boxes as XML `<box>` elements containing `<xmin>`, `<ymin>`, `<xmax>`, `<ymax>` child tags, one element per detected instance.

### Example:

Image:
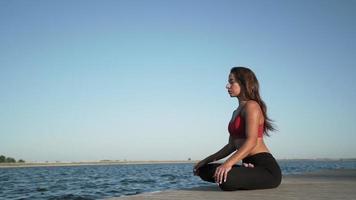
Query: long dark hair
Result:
<box><xmin>230</xmin><ymin>66</ymin><xmax>276</xmax><ymax>136</ymax></box>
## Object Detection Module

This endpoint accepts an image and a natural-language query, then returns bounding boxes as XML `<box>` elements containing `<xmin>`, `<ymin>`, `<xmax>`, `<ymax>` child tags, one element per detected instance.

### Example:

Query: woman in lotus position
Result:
<box><xmin>194</xmin><ymin>66</ymin><xmax>282</xmax><ymax>191</ymax></box>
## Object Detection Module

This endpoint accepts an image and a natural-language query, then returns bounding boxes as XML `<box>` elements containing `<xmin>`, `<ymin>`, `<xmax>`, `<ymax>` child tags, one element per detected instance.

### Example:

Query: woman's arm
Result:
<box><xmin>201</xmin><ymin>136</ymin><xmax>236</xmax><ymax>164</ymax></box>
<box><xmin>194</xmin><ymin>136</ymin><xmax>236</xmax><ymax>175</ymax></box>
<box><xmin>224</xmin><ymin>101</ymin><xmax>261</xmax><ymax>166</ymax></box>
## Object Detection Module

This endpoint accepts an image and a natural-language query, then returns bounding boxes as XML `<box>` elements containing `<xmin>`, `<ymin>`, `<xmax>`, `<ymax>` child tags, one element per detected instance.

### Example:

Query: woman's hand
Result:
<box><xmin>214</xmin><ymin>163</ymin><xmax>232</xmax><ymax>184</ymax></box>
<box><xmin>242</xmin><ymin>163</ymin><xmax>255</xmax><ymax>168</ymax></box>
<box><xmin>213</xmin><ymin>162</ymin><xmax>254</xmax><ymax>184</ymax></box>
<box><xmin>193</xmin><ymin>160</ymin><xmax>206</xmax><ymax>176</ymax></box>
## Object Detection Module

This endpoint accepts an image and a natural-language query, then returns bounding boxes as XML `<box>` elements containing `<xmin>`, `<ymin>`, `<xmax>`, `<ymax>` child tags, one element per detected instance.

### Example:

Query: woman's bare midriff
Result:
<box><xmin>231</xmin><ymin>137</ymin><xmax>270</xmax><ymax>157</ymax></box>
<box><xmin>230</xmin><ymin>105</ymin><xmax>270</xmax><ymax>157</ymax></box>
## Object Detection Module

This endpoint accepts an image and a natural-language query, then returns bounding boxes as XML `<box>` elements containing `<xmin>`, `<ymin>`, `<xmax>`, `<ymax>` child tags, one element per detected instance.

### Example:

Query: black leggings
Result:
<box><xmin>198</xmin><ymin>152</ymin><xmax>282</xmax><ymax>191</ymax></box>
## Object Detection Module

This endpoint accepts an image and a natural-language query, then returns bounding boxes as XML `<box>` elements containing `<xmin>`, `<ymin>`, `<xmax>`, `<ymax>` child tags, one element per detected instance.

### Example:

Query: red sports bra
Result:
<box><xmin>228</xmin><ymin>114</ymin><xmax>264</xmax><ymax>138</ymax></box>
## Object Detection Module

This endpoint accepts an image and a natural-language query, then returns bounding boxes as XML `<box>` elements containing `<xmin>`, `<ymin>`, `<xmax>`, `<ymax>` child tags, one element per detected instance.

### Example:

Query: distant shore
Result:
<box><xmin>1</xmin><ymin>158</ymin><xmax>355</xmax><ymax>169</ymax></box>
<box><xmin>0</xmin><ymin>160</ymin><xmax>197</xmax><ymax>168</ymax></box>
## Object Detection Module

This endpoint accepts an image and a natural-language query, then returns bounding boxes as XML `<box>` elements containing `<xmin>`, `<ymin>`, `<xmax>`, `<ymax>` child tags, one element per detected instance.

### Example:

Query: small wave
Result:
<box><xmin>48</xmin><ymin>194</ymin><xmax>95</xmax><ymax>200</ymax></box>
<box><xmin>119</xmin><ymin>188</ymin><xmax>144</xmax><ymax>196</ymax></box>
<box><xmin>160</xmin><ymin>174</ymin><xmax>176</xmax><ymax>180</ymax></box>
<box><xmin>120</xmin><ymin>178</ymin><xmax>156</xmax><ymax>185</ymax></box>
<box><xmin>36</xmin><ymin>187</ymin><xmax>48</xmax><ymax>192</ymax></box>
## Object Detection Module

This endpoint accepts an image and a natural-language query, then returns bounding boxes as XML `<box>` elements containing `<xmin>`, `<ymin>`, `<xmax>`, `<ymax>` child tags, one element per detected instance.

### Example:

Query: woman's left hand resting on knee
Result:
<box><xmin>214</xmin><ymin>163</ymin><xmax>232</xmax><ymax>184</ymax></box>
<box><xmin>214</xmin><ymin>162</ymin><xmax>255</xmax><ymax>184</ymax></box>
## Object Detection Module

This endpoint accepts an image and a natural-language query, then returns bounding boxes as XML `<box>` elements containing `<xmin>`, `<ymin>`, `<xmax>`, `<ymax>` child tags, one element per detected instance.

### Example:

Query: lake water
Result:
<box><xmin>1</xmin><ymin>160</ymin><xmax>356</xmax><ymax>200</ymax></box>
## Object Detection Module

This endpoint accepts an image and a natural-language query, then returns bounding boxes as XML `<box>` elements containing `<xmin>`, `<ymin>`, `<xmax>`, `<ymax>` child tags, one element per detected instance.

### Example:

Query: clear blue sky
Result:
<box><xmin>1</xmin><ymin>0</ymin><xmax>355</xmax><ymax>162</ymax></box>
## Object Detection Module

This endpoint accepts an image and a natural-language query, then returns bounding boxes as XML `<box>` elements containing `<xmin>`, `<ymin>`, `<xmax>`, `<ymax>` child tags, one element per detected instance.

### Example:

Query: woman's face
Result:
<box><xmin>226</xmin><ymin>73</ymin><xmax>241</xmax><ymax>97</ymax></box>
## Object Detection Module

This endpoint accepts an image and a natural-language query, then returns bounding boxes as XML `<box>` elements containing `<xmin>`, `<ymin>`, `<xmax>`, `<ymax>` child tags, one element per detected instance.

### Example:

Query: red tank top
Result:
<box><xmin>228</xmin><ymin>114</ymin><xmax>264</xmax><ymax>138</ymax></box>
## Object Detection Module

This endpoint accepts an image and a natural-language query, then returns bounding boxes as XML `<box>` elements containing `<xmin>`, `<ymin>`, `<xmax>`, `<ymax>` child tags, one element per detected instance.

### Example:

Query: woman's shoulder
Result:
<box><xmin>245</xmin><ymin>100</ymin><xmax>260</xmax><ymax>108</ymax></box>
<box><xmin>243</xmin><ymin>100</ymin><xmax>262</xmax><ymax>116</ymax></box>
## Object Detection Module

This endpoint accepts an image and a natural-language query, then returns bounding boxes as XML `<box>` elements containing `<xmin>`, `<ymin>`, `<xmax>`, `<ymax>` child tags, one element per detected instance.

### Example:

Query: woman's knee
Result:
<box><xmin>198</xmin><ymin>173</ymin><xmax>210</xmax><ymax>182</ymax></box>
<box><xmin>197</xmin><ymin>164</ymin><xmax>217</xmax><ymax>183</ymax></box>
<box><xmin>218</xmin><ymin>176</ymin><xmax>244</xmax><ymax>191</ymax></box>
<box><xmin>198</xmin><ymin>169</ymin><xmax>211</xmax><ymax>182</ymax></box>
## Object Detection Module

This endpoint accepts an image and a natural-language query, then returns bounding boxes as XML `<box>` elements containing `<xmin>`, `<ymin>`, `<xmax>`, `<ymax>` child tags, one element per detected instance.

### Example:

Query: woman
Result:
<box><xmin>193</xmin><ymin>66</ymin><xmax>282</xmax><ymax>191</ymax></box>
